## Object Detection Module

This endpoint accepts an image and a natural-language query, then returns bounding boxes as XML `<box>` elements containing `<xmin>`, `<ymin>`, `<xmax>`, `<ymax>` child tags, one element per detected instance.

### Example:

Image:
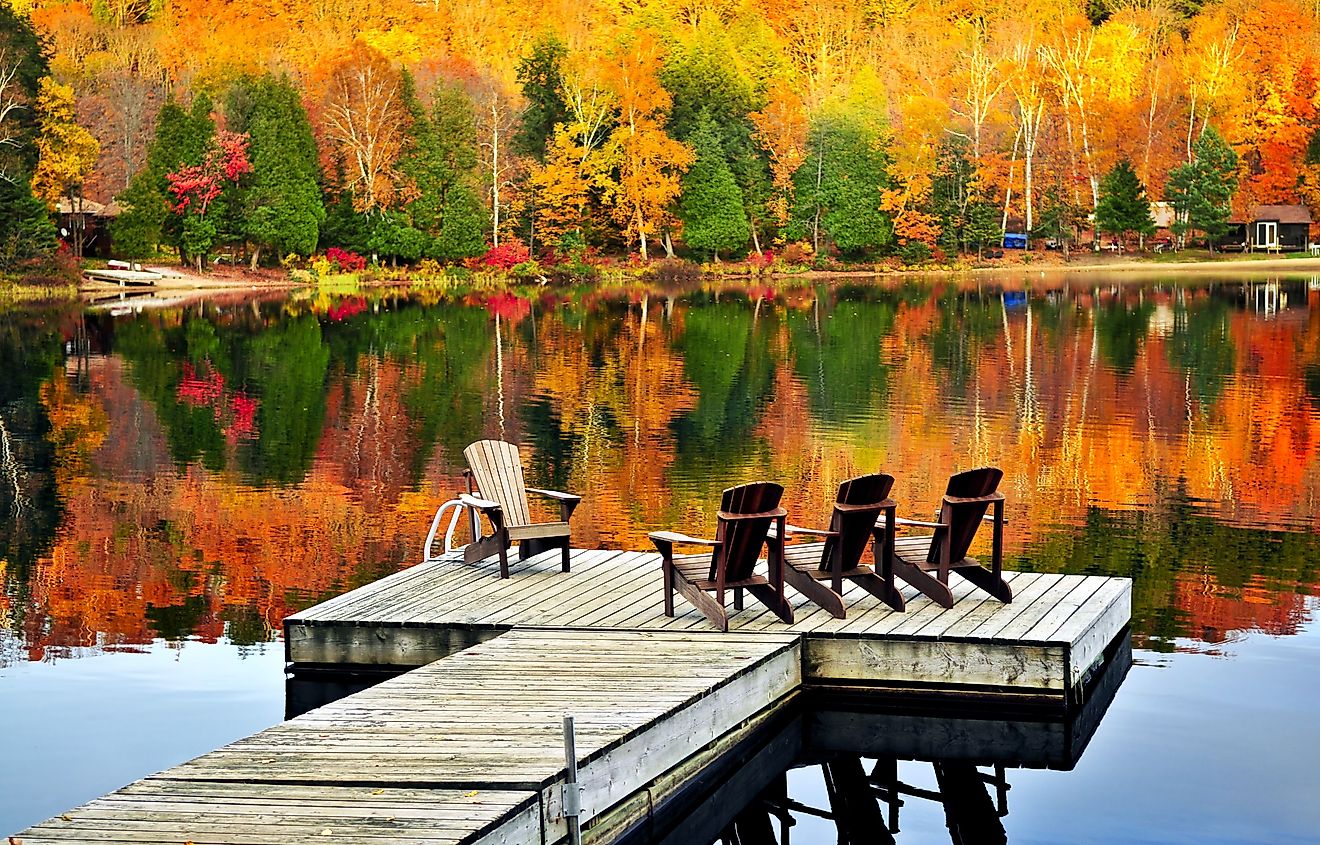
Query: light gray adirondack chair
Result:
<box><xmin>461</xmin><ymin>439</ymin><xmax>581</xmax><ymax>578</ymax></box>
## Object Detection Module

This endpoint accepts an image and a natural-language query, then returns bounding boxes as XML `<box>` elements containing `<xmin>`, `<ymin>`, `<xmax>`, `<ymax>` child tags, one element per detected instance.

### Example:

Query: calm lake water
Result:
<box><xmin>2</xmin><ymin>274</ymin><xmax>1318</xmax><ymax>840</ymax></box>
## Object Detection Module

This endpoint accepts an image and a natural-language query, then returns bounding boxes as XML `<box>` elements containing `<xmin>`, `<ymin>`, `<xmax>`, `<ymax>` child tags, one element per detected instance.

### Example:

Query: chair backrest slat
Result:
<box><xmin>822</xmin><ymin>473</ymin><xmax>895</xmax><ymax>572</ymax></box>
<box><xmin>712</xmin><ymin>482</ymin><xmax>783</xmax><ymax>583</ymax></box>
<box><xmin>927</xmin><ymin>467</ymin><xmax>1002</xmax><ymax>564</ymax></box>
<box><xmin>464</xmin><ymin>440</ymin><xmax>532</xmax><ymax>527</ymax></box>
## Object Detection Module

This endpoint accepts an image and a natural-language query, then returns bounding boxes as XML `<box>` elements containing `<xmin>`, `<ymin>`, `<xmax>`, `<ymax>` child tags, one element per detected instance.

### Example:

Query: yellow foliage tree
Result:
<box><xmin>530</xmin><ymin>126</ymin><xmax>591</xmax><ymax>247</ymax></box>
<box><xmin>599</xmin><ymin>32</ymin><xmax>693</xmax><ymax>260</ymax></box>
<box><xmin>31</xmin><ymin>76</ymin><xmax>100</xmax><ymax>210</ymax></box>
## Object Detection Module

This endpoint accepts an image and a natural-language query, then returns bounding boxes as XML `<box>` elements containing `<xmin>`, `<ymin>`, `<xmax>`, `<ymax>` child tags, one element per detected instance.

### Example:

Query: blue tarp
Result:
<box><xmin>1003</xmin><ymin>232</ymin><xmax>1028</xmax><ymax>249</ymax></box>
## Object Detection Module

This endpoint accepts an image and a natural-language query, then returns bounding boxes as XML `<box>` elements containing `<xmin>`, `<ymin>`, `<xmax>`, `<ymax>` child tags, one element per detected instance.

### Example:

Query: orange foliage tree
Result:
<box><xmin>315</xmin><ymin>41</ymin><xmax>411</xmax><ymax>213</ymax></box>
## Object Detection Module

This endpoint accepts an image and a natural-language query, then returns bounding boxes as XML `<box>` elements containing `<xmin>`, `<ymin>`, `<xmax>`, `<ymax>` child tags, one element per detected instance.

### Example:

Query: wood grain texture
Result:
<box><xmin>18</xmin><ymin>630</ymin><xmax>800</xmax><ymax>845</ymax></box>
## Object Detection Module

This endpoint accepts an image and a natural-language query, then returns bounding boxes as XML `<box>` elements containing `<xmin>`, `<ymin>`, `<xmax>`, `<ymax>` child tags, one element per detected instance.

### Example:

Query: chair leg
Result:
<box><xmin>745</xmin><ymin>583</ymin><xmax>794</xmax><ymax>625</ymax></box>
<box><xmin>663</xmin><ymin>559</ymin><xmax>675</xmax><ymax>617</ymax></box>
<box><xmin>892</xmin><ymin>560</ymin><xmax>954</xmax><ymax>608</ymax></box>
<box><xmin>734</xmin><ymin>587</ymin><xmax>744</xmax><ymax>610</ymax></box>
<box><xmin>561</xmin><ymin>542</ymin><xmax>571</xmax><ymax>573</ymax></box>
<box><xmin>782</xmin><ymin>563</ymin><xmax>846</xmax><ymax>619</ymax></box>
<box><xmin>958</xmin><ymin>566</ymin><xmax>1013</xmax><ymax>603</ymax></box>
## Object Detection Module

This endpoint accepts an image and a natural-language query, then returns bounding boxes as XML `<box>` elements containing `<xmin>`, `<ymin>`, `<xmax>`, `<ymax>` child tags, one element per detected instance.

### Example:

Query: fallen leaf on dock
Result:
<box><xmin>320</xmin><ymin>829</ymin><xmax>333</xmax><ymax>836</ymax></box>
<box><xmin>465</xmin><ymin>790</ymin><xmax>479</xmax><ymax>797</ymax></box>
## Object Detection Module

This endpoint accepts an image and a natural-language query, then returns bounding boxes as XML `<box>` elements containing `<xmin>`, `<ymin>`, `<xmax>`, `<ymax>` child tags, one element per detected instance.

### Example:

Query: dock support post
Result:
<box><xmin>563</xmin><ymin>714</ymin><xmax>583</xmax><ymax>845</ymax></box>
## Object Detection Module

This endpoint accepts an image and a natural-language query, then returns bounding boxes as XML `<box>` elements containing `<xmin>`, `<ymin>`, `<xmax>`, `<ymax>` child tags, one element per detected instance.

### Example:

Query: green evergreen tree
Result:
<box><xmin>1166</xmin><ymin>127</ymin><xmax>1238</xmax><ymax>252</ymax></box>
<box><xmin>0</xmin><ymin>3</ymin><xmax>55</xmax><ymax>268</ymax></box>
<box><xmin>514</xmin><ymin>36</ymin><xmax>570</xmax><ymax>159</ymax></box>
<box><xmin>0</xmin><ymin>2</ymin><xmax>48</xmax><ymax>176</ymax></box>
<box><xmin>368</xmin><ymin>210</ymin><xmax>427</xmax><ymax>266</ymax></box>
<box><xmin>790</xmin><ymin>110</ymin><xmax>894</xmax><ymax>257</ymax></box>
<box><xmin>1095</xmin><ymin>158</ymin><xmax>1155</xmax><ymax>248</ymax></box>
<box><xmin>432</xmin><ymin>185</ymin><xmax>488</xmax><ymax>260</ymax></box>
<box><xmin>678</xmin><ymin>112</ymin><xmax>749</xmax><ymax>259</ymax></box>
<box><xmin>398</xmin><ymin>76</ymin><xmax>487</xmax><ymax>262</ymax></box>
<box><xmin>930</xmin><ymin>137</ymin><xmax>975</xmax><ymax>254</ymax></box>
<box><xmin>0</xmin><ymin>175</ymin><xmax>58</xmax><ymax>271</ymax></box>
<box><xmin>1033</xmin><ymin>182</ymin><xmax>1086</xmax><ymax>256</ymax></box>
<box><xmin>227</xmin><ymin>75</ymin><xmax>325</xmax><ymax>265</ymax></box>
<box><xmin>112</xmin><ymin>94</ymin><xmax>215</xmax><ymax>258</ymax></box>
<box><xmin>964</xmin><ymin>201</ymin><xmax>1003</xmax><ymax>258</ymax></box>
<box><xmin>662</xmin><ymin>35</ymin><xmax>772</xmax><ymax>251</ymax></box>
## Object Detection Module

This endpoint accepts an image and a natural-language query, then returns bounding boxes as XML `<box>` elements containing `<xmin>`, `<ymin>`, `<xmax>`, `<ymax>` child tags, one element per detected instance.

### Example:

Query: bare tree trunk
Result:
<box><xmin>1186</xmin><ymin>88</ymin><xmax>1197</xmax><ymax>162</ymax></box>
<box><xmin>491</xmin><ymin>98</ymin><xmax>500</xmax><ymax>248</ymax></box>
<box><xmin>1143</xmin><ymin>67</ymin><xmax>1160</xmax><ymax>185</ymax></box>
<box><xmin>1003</xmin><ymin>122</ymin><xmax>1022</xmax><ymax>233</ymax></box>
<box><xmin>250</xmin><ymin>245</ymin><xmax>261</xmax><ymax>270</ymax></box>
<box><xmin>663</xmin><ymin>230</ymin><xmax>674</xmax><ymax>259</ymax></box>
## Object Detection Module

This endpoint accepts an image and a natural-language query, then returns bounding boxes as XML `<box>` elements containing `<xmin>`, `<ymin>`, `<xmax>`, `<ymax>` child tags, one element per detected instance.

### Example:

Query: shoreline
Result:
<box><xmin>11</xmin><ymin>253</ymin><xmax>1320</xmax><ymax>302</ymax></box>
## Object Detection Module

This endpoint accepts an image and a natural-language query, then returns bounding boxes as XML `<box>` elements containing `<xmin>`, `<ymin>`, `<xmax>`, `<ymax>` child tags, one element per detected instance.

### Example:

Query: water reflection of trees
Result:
<box><xmin>0</xmin><ymin>313</ymin><xmax>66</xmax><ymax>578</ymax></box>
<box><xmin>4</xmin><ymin>278</ymin><xmax>1320</xmax><ymax>661</ymax></box>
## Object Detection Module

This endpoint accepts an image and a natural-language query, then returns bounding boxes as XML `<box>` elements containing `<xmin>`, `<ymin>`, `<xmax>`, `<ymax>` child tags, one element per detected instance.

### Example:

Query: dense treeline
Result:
<box><xmin>1</xmin><ymin>0</ymin><xmax>1318</xmax><ymax>269</ymax></box>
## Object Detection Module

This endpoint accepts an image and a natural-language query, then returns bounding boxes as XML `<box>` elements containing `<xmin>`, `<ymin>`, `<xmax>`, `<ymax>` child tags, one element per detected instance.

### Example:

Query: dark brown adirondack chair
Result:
<box><xmin>460</xmin><ymin>439</ymin><xmax>581</xmax><ymax>578</ymax></box>
<box><xmin>649</xmin><ymin>482</ymin><xmax>795</xmax><ymax>632</ymax></box>
<box><xmin>781</xmin><ymin>473</ymin><xmax>906</xmax><ymax>617</ymax></box>
<box><xmin>891</xmin><ymin>467</ymin><xmax>1012</xmax><ymax>608</ymax></box>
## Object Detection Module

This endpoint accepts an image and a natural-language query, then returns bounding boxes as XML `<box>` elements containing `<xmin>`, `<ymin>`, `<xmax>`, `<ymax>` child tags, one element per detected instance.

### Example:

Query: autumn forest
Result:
<box><xmin>3</xmin><ymin>0</ymin><xmax>1320</xmax><ymax>270</ymax></box>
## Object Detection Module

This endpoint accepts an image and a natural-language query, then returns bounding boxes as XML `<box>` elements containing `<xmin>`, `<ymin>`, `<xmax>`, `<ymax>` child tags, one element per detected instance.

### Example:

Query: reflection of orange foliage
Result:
<box><xmin>1174</xmin><ymin>572</ymin><xmax>1313</xmax><ymax>646</ymax></box>
<box><xmin>11</xmin><ymin>282</ymin><xmax>1320</xmax><ymax>664</ymax></box>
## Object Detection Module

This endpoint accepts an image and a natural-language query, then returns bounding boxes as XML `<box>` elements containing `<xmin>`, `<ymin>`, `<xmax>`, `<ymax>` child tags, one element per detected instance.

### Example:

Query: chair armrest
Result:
<box><xmin>834</xmin><ymin>500</ymin><xmax>895</xmax><ymax>513</ymax></box>
<box><xmin>527</xmin><ymin>487</ymin><xmax>582</xmax><ymax>504</ymax></box>
<box><xmin>783</xmin><ymin>523</ymin><xmax>838</xmax><ymax>537</ymax></box>
<box><xmin>648</xmin><ymin>531</ymin><xmax>721</xmax><ymax>547</ymax></box>
<box><xmin>460</xmin><ymin>493</ymin><xmax>502</xmax><ymax>511</ymax></box>
<box><xmin>944</xmin><ymin>492</ymin><xmax>1005</xmax><ymax>505</ymax></box>
<box><xmin>716</xmin><ymin>507</ymin><xmax>788</xmax><ymax>521</ymax></box>
<box><xmin>894</xmin><ymin>516</ymin><xmax>946</xmax><ymax>529</ymax></box>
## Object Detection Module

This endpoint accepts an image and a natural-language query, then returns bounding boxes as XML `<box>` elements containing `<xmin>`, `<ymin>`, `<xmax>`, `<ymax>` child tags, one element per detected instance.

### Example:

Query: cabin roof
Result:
<box><xmin>1251</xmin><ymin>204</ymin><xmax>1312</xmax><ymax>224</ymax></box>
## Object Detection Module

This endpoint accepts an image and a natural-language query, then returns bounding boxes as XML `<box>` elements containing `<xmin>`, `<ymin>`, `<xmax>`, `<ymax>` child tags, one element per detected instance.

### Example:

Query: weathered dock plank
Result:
<box><xmin>17</xmin><ymin>630</ymin><xmax>801</xmax><ymax>845</ymax></box>
<box><xmin>286</xmin><ymin>548</ymin><xmax>1131</xmax><ymax>702</ymax></box>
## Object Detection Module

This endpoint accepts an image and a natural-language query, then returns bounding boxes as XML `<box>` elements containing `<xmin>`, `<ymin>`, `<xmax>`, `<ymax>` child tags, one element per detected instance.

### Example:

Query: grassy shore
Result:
<box><xmin>10</xmin><ymin>248</ymin><xmax>1320</xmax><ymax>305</ymax></box>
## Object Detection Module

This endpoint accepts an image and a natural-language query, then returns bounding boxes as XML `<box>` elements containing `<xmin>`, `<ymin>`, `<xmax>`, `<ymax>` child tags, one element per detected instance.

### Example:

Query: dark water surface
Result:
<box><xmin>2</xmin><ymin>275</ymin><xmax>1318</xmax><ymax>839</ymax></box>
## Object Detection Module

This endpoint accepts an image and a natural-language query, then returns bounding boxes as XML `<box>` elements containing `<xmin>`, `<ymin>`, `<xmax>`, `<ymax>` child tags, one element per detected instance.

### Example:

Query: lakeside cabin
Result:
<box><xmin>1218</xmin><ymin>204</ymin><xmax>1313</xmax><ymax>252</ymax></box>
<box><xmin>57</xmin><ymin>197</ymin><xmax>120</xmax><ymax>258</ymax></box>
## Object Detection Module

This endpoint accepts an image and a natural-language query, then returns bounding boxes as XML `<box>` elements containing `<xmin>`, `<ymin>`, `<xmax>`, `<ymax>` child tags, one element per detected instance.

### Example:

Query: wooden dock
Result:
<box><xmin>287</xmin><ymin>548</ymin><xmax>1130</xmax><ymax>703</ymax></box>
<box><xmin>15</xmin><ymin>547</ymin><xmax>1132</xmax><ymax>844</ymax></box>
<box><xmin>14</xmin><ymin>629</ymin><xmax>801</xmax><ymax>845</ymax></box>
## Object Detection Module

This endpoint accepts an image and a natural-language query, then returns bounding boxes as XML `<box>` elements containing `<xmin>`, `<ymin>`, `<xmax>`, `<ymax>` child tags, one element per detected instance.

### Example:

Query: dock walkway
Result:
<box><xmin>287</xmin><ymin>548</ymin><xmax>1130</xmax><ymax>702</ymax></box>
<box><xmin>16</xmin><ymin>629</ymin><xmax>800</xmax><ymax>845</ymax></box>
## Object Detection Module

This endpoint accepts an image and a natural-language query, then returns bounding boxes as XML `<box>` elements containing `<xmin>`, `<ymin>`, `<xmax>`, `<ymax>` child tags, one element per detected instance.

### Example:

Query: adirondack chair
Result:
<box><xmin>780</xmin><ymin>473</ymin><xmax>906</xmax><ymax>617</ymax></box>
<box><xmin>649</xmin><ymin>482</ymin><xmax>795</xmax><ymax>632</ymax></box>
<box><xmin>460</xmin><ymin>439</ymin><xmax>581</xmax><ymax>578</ymax></box>
<box><xmin>890</xmin><ymin>467</ymin><xmax>1012</xmax><ymax>608</ymax></box>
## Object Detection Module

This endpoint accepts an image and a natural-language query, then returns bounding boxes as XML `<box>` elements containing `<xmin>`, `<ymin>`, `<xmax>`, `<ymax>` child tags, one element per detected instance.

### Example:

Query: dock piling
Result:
<box><xmin>564</xmin><ymin>714</ymin><xmax>583</xmax><ymax>845</ymax></box>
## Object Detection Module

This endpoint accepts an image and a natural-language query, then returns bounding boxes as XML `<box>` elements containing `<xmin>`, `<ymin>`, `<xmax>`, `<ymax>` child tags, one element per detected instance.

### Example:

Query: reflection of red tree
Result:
<box><xmin>176</xmin><ymin>361</ymin><xmax>260</xmax><ymax>443</ymax></box>
<box><xmin>481</xmin><ymin>292</ymin><xmax>532</xmax><ymax>322</ymax></box>
<box><xmin>326</xmin><ymin>297</ymin><xmax>368</xmax><ymax>322</ymax></box>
